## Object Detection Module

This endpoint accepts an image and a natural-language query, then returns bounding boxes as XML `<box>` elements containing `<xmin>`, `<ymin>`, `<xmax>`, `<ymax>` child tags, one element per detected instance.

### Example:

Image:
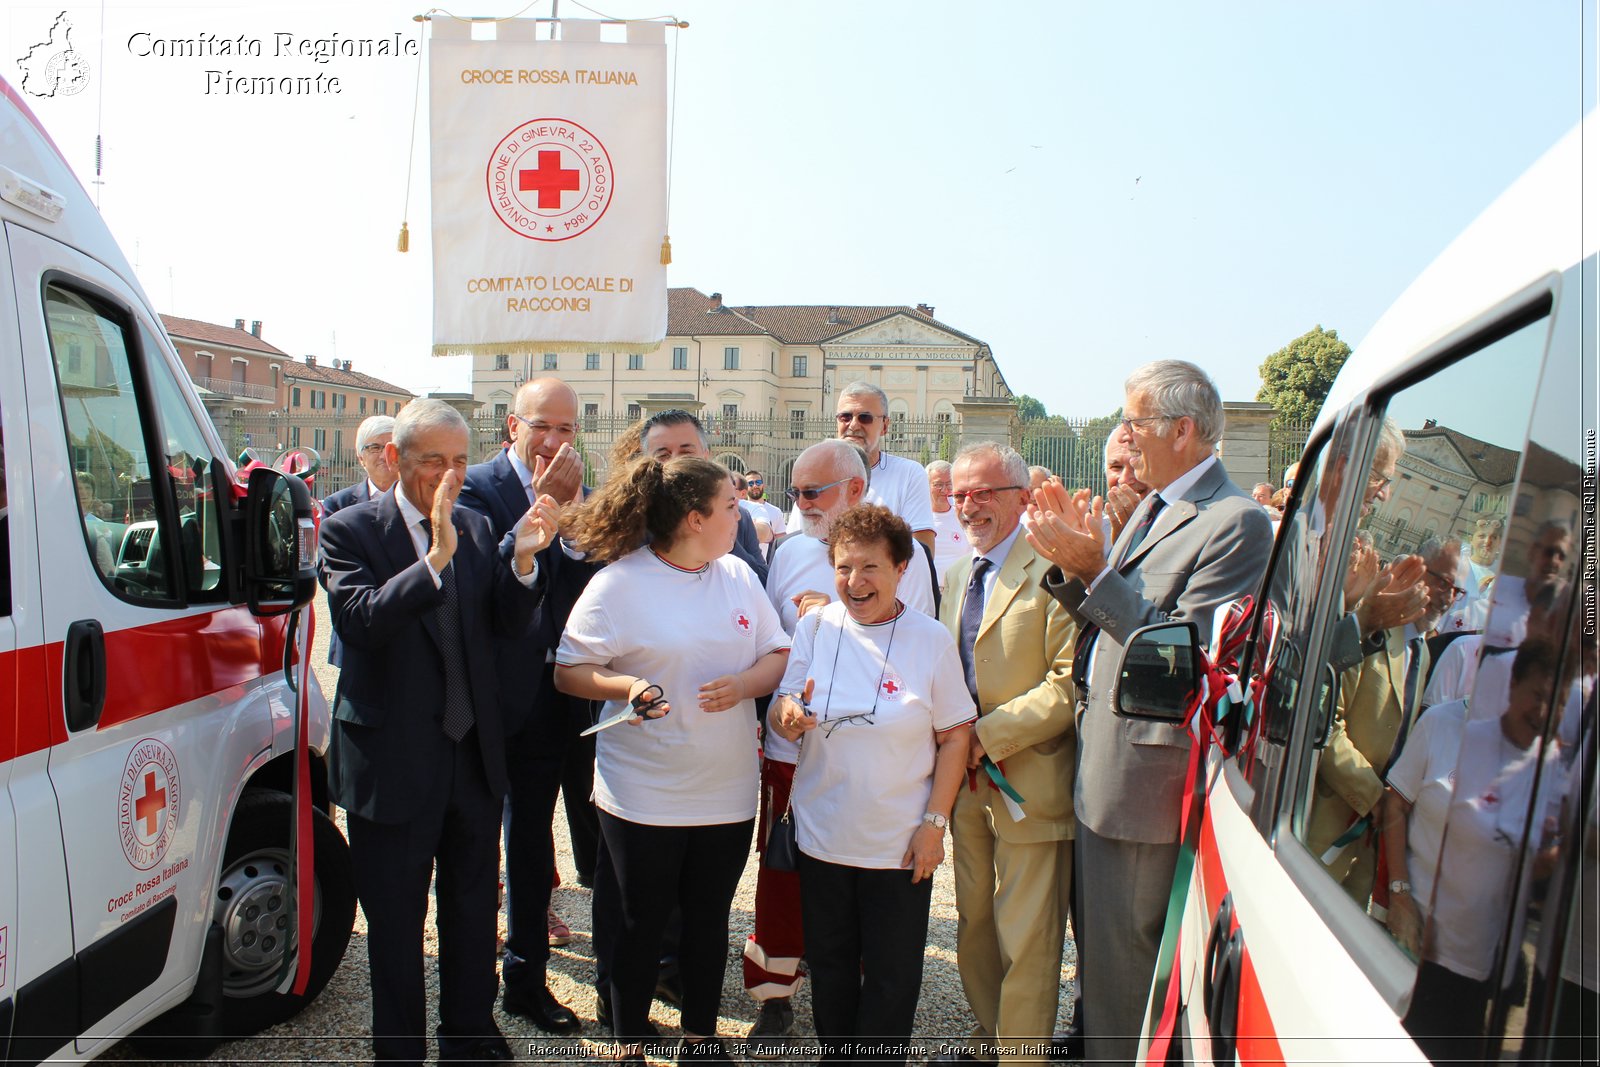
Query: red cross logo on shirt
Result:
<box><xmin>518</xmin><ymin>150</ymin><xmax>582</xmax><ymax>209</ymax></box>
<box><xmin>731</xmin><ymin>610</ymin><xmax>753</xmax><ymax>634</ymax></box>
<box><xmin>135</xmin><ymin>771</ymin><xmax>166</xmax><ymax>837</ymax></box>
<box><xmin>882</xmin><ymin>679</ymin><xmax>899</xmax><ymax>695</ymax></box>
<box><xmin>879</xmin><ymin>672</ymin><xmax>904</xmax><ymax>701</ymax></box>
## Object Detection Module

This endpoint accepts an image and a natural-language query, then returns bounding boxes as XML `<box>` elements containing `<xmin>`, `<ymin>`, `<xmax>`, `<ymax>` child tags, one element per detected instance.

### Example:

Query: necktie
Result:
<box><xmin>1120</xmin><ymin>494</ymin><xmax>1167</xmax><ymax>564</ymax></box>
<box><xmin>1384</xmin><ymin>636</ymin><xmax>1425</xmax><ymax>779</ymax></box>
<box><xmin>419</xmin><ymin>518</ymin><xmax>476</xmax><ymax>742</ymax></box>
<box><xmin>959</xmin><ymin>557</ymin><xmax>991</xmax><ymax>705</ymax></box>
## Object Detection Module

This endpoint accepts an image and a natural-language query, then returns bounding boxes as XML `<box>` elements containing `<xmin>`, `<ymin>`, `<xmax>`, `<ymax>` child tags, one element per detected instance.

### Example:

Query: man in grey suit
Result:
<box><xmin>1027</xmin><ymin>360</ymin><xmax>1273</xmax><ymax>1064</ymax></box>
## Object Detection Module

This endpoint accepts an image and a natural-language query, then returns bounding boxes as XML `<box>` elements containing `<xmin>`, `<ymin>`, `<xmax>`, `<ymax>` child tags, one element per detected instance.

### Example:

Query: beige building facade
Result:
<box><xmin>470</xmin><ymin>287</ymin><xmax>1011</xmax><ymax>424</ymax></box>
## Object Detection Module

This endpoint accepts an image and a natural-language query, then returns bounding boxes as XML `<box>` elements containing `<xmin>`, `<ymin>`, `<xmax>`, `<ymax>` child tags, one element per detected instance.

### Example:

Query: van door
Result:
<box><xmin>1233</xmin><ymin>295</ymin><xmax>1562</xmax><ymax>1062</ymax></box>
<box><xmin>0</xmin><ymin>233</ymin><xmax>76</xmax><ymax>1063</ymax></box>
<box><xmin>6</xmin><ymin>222</ymin><xmax>273</xmax><ymax>1047</ymax></box>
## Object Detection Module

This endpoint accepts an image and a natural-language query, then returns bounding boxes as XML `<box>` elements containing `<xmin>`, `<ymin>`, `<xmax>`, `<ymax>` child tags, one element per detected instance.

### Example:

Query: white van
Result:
<box><xmin>1113</xmin><ymin>112</ymin><xmax>1595</xmax><ymax>1062</ymax></box>
<box><xmin>0</xmin><ymin>78</ymin><xmax>353</xmax><ymax>1061</ymax></box>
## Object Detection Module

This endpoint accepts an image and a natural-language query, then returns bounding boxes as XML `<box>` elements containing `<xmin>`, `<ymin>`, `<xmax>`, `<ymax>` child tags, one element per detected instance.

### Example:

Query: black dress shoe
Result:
<box><xmin>437</xmin><ymin>1028</ymin><xmax>516</xmax><ymax>1062</ymax></box>
<box><xmin>1049</xmin><ymin>1028</ymin><xmax>1085</xmax><ymax>1061</ymax></box>
<box><xmin>502</xmin><ymin>983</ymin><xmax>582</xmax><ymax>1035</ymax></box>
<box><xmin>653</xmin><ymin>970</ymin><xmax>684</xmax><ymax>1008</ymax></box>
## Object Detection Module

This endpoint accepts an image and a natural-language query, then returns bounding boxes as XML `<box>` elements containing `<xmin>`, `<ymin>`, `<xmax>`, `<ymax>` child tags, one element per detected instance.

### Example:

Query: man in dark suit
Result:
<box><xmin>1029</xmin><ymin>361</ymin><xmax>1273</xmax><ymax>1065</ymax></box>
<box><xmin>458</xmin><ymin>378</ymin><xmax>593</xmax><ymax>1034</ymax></box>
<box><xmin>321</xmin><ymin>399</ymin><xmax>559</xmax><ymax>1065</ymax></box>
<box><xmin>320</xmin><ymin>414</ymin><xmax>398</xmax><ymax>667</ymax></box>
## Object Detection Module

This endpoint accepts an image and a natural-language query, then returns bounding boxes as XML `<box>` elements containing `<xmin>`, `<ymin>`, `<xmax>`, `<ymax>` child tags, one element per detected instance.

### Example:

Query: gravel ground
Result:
<box><xmin>105</xmin><ymin>587</ymin><xmax>1076</xmax><ymax>1064</ymax></box>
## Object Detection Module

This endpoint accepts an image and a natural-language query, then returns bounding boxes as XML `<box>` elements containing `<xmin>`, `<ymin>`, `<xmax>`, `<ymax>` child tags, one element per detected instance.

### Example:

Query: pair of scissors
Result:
<box><xmin>580</xmin><ymin>684</ymin><xmax>670</xmax><ymax>736</ymax></box>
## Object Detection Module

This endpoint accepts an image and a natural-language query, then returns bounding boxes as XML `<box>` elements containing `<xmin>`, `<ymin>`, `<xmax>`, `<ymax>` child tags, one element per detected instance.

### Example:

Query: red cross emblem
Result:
<box><xmin>879</xmin><ymin>673</ymin><xmax>904</xmax><ymax>701</ymax></box>
<box><xmin>487</xmin><ymin>118</ymin><xmax>614</xmax><ymax>242</ymax></box>
<box><xmin>882</xmin><ymin>679</ymin><xmax>899</xmax><ymax>695</ymax></box>
<box><xmin>118</xmin><ymin>738</ymin><xmax>181</xmax><ymax>870</ymax></box>
<box><xmin>135</xmin><ymin>771</ymin><xmax>167</xmax><ymax>837</ymax></box>
<box><xmin>731</xmin><ymin>609</ymin><xmax>753</xmax><ymax>634</ymax></box>
<box><xmin>518</xmin><ymin>150</ymin><xmax>581</xmax><ymax>209</ymax></box>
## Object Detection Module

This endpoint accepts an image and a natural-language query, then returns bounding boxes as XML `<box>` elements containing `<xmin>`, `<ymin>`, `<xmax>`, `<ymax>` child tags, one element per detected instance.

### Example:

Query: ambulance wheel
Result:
<box><xmin>215</xmin><ymin>788</ymin><xmax>356</xmax><ymax>1034</ymax></box>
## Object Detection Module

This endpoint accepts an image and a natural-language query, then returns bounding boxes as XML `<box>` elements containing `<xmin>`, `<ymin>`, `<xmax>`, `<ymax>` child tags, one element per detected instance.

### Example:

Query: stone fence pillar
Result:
<box><xmin>955</xmin><ymin>396</ymin><xmax>1017</xmax><ymax>447</ymax></box>
<box><xmin>1218</xmin><ymin>401</ymin><xmax>1275</xmax><ymax>490</ymax></box>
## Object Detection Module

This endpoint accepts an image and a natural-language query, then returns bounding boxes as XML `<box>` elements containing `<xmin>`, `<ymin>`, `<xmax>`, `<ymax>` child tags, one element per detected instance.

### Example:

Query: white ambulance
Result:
<box><xmin>0</xmin><ymin>78</ymin><xmax>353</xmax><ymax>1061</ymax></box>
<box><xmin>1114</xmin><ymin>112</ymin><xmax>1596</xmax><ymax>1062</ymax></box>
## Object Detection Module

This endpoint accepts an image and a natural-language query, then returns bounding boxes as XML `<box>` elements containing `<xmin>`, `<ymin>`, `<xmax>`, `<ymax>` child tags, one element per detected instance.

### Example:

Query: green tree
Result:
<box><xmin>1257</xmin><ymin>325</ymin><xmax>1351</xmax><ymax>424</ymax></box>
<box><xmin>1014</xmin><ymin>394</ymin><xmax>1049</xmax><ymax>421</ymax></box>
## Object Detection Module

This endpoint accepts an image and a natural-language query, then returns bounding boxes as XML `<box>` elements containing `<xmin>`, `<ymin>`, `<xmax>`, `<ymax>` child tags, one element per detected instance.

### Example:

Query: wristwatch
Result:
<box><xmin>1389</xmin><ymin>880</ymin><xmax>1412</xmax><ymax>896</ymax></box>
<box><xmin>922</xmin><ymin>812</ymin><xmax>949</xmax><ymax>830</ymax></box>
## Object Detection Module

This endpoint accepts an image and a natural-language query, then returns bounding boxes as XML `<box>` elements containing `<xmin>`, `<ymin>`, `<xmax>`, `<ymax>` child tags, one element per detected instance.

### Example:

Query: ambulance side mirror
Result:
<box><xmin>243</xmin><ymin>467</ymin><xmax>316</xmax><ymax>616</ymax></box>
<box><xmin>1115</xmin><ymin>621</ymin><xmax>1202</xmax><ymax>723</ymax></box>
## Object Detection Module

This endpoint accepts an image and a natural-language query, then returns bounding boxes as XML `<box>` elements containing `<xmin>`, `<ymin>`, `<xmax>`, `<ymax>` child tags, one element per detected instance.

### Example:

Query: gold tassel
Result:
<box><xmin>397</xmin><ymin>222</ymin><xmax>410</xmax><ymax>253</ymax></box>
<box><xmin>659</xmin><ymin>234</ymin><xmax>672</xmax><ymax>265</ymax></box>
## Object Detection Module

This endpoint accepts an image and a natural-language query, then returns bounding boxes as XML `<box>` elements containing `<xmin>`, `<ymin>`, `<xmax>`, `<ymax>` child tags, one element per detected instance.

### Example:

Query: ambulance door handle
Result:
<box><xmin>1203</xmin><ymin>891</ymin><xmax>1234</xmax><ymax>1021</ymax></box>
<box><xmin>64</xmin><ymin>618</ymin><xmax>107</xmax><ymax>732</ymax></box>
<box><xmin>1208</xmin><ymin>926</ymin><xmax>1243</xmax><ymax>1065</ymax></box>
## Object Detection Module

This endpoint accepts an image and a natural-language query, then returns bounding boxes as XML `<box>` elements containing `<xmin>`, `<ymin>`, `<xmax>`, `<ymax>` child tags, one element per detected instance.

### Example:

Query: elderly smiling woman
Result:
<box><xmin>768</xmin><ymin>504</ymin><xmax>974</xmax><ymax>1061</ymax></box>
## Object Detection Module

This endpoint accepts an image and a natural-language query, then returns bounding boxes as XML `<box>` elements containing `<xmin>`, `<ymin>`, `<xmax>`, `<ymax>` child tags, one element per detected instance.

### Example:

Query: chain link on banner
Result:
<box><xmin>428</xmin><ymin>14</ymin><xmax>670</xmax><ymax>355</ymax></box>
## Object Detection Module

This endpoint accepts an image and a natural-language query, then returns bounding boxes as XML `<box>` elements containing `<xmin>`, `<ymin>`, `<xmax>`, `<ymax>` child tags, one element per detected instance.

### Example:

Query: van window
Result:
<box><xmin>44</xmin><ymin>284</ymin><xmax>221</xmax><ymax>603</ymax></box>
<box><xmin>140</xmin><ymin>325</ymin><xmax>223</xmax><ymax>599</ymax></box>
<box><xmin>0</xmin><ymin>415</ymin><xmax>9</xmax><ymax>617</ymax></box>
<box><xmin>1288</xmin><ymin>314</ymin><xmax>1551</xmax><ymax>1010</ymax></box>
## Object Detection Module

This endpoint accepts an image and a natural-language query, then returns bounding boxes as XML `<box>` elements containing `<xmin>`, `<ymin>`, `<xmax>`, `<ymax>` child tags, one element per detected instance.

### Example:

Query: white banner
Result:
<box><xmin>428</xmin><ymin>19</ymin><xmax>667</xmax><ymax>355</ymax></box>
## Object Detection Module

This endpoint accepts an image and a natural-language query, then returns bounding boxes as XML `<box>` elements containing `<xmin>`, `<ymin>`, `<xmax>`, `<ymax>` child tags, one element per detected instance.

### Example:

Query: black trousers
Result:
<box><xmin>347</xmin><ymin>731</ymin><xmax>501</xmax><ymax>1066</ymax></box>
<box><xmin>798</xmin><ymin>851</ymin><xmax>933</xmax><ymax>1061</ymax></box>
<box><xmin>501</xmin><ymin>715</ymin><xmax>568</xmax><ymax>992</ymax></box>
<box><xmin>598</xmin><ymin>811</ymin><xmax>753</xmax><ymax>1039</ymax></box>
<box><xmin>560</xmin><ymin>725</ymin><xmax>599</xmax><ymax>884</ymax></box>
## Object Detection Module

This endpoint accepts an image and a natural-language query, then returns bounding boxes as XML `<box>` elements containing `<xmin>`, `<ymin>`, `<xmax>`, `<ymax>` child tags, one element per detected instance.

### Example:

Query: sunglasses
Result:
<box><xmin>747</xmin><ymin>479</ymin><xmax>764</xmax><ymax>486</ymax></box>
<box><xmin>836</xmin><ymin>411</ymin><xmax>881</xmax><ymax>425</ymax></box>
<box><xmin>785</xmin><ymin>478</ymin><xmax>848</xmax><ymax>502</ymax></box>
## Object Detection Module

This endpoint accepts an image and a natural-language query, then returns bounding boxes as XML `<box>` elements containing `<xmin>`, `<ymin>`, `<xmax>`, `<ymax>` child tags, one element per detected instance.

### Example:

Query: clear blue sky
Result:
<box><xmin>5</xmin><ymin>0</ymin><xmax>1593</xmax><ymax>415</ymax></box>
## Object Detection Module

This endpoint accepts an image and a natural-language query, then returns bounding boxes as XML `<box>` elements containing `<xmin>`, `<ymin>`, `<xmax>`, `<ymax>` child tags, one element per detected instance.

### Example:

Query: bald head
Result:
<box><xmin>792</xmin><ymin>440</ymin><xmax>868</xmax><ymax>538</ymax></box>
<box><xmin>508</xmin><ymin>377</ymin><xmax>579</xmax><ymax>471</ymax></box>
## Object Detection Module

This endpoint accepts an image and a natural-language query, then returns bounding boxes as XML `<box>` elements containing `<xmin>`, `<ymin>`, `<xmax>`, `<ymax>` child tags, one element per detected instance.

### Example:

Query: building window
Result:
<box><xmin>378</xmin><ymin>400</ymin><xmax>387</xmax><ymax>414</ymax></box>
<box><xmin>672</xmin><ymin>346</ymin><xmax>688</xmax><ymax>370</ymax></box>
<box><xmin>494</xmin><ymin>403</ymin><xmax>508</xmax><ymax>420</ymax></box>
<box><xmin>271</xmin><ymin>365</ymin><xmax>279</xmax><ymax>390</ymax></box>
<box><xmin>724</xmin><ymin>346</ymin><xmax>740</xmax><ymax>370</ymax></box>
<box><xmin>359</xmin><ymin>396</ymin><xmax>367</xmax><ymax>414</ymax></box>
<box><xmin>583</xmin><ymin>403</ymin><xmax>599</xmax><ymax>431</ymax></box>
<box><xmin>790</xmin><ymin>409</ymin><xmax>807</xmax><ymax>440</ymax></box>
<box><xmin>792</xmin><ymin>354</ymin><xmax>808</xmax><ymax>378</ymax></box>
<box><xmin>292</xmin><ymin>386</ymin><xmax>301</xmax><ymax>408</ymax></box>
<box><xmin>543</xmin><ymin>353</ymin><xmax>559</xmax><ymax>371</ymax></box>
<box><xmin>586</xmin><ymin>353</ymin><xmax>601</xmax><ymax>371</ymax></box>
<box><xmin>627</xmin><ymin>353</ymin><xmax>644</xmax><ymax>371</ymax></box>
<box><xmin>494</xmin><ymin>353</ymin><xmax>510</xmax><ymax>370</ymax></box>
<box><xmin>627</xmin><ymin>403</ymin><xmax>642</xmax><ymax>421</ymax></box>
<box><xmin>313</xmin><ymin>428</ymin><xmax>326</xmax><ymax>451</ymax></box>
<box><xmin>333</xmin><ymin>429</ymin><xmax>343</xmax><ymax>458</ymax></box>
<box><xmin>291</xmin><ymin>426</ymin><xmax>301</xmax><ymax>447</ymax></box>
<box><xmin>721</xmin><ymin>404</ymin><xmax>739</xmax><ymax>445</ymax></box>
<box><xmin>335</xmin><ymin>393</ymin><xmax>345</xmax><ymax>411</ymax></box>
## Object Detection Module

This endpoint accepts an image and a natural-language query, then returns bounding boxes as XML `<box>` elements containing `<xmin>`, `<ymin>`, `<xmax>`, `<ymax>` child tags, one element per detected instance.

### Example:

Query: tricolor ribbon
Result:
<box><xmin>1143</xmin><ymin>596</ymin><xmax>1279</xmax><ymax>1066</ymax></box>
<box><xmin>290</xmin><ymin>605</ymin><xmax>316</xmax><ymax>994</ymax></box>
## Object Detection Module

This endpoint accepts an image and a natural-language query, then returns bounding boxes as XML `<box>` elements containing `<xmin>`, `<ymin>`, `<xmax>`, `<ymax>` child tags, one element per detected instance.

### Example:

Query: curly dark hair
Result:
<box><xmin>826</xmin><ymin>504</ymin><xmax>914</xmax><ymax>568</ymax></box>
<box><xmin>562</xmin><ymin>455</ymin><xmax>730</xmax><ymax>562</ymax></box>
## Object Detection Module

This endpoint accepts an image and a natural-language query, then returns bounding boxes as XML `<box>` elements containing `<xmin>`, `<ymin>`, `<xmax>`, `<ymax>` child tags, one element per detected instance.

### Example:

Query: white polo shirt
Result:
<box><xmin>930</xmin><ymin>507</ymin><xmax>968</xmax><ymax>585</ymax></box>
<box><xmin>776</xmin><ymin>601</ymin><xmax>975</xmax><ymax>869</ymax></box>
<box><xmin>557</xmin><ymin>547</ymin><xmax>789</xmax><ymax>826</ymax></box>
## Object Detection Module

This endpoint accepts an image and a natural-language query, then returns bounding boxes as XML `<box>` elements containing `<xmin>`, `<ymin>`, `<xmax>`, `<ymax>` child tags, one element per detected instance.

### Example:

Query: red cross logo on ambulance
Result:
<box><xmin>880</xmin><ymin>672</ymin><xmax>904</xmax><ymax>702</ymax></box>
<box><xmin>486</xmin><ymin>118</ymin><xmax>614</xmax><ymax>242</ymax></box>
<box><xmin>731</xmin><ymin>610</ymin><xmax>753</xmax><ymax>636</ymax></box>
<box><xmin>118</xmin><ymin>738</ymin><xmax>181</xmax><ymax>871</ymax></box>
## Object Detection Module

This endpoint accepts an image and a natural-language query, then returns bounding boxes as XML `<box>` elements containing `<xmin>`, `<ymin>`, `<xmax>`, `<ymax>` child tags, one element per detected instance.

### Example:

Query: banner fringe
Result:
<box><xmin>431</xmin><ymin>340</ymin><xmax>662</xmax><ymax>357</ymax></box>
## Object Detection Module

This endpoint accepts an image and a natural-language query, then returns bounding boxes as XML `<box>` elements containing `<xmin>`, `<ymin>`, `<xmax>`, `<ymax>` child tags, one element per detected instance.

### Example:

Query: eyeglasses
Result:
<box><xmin>747</xmin><ymin>478</ymin><xmax>764</xmax><ymax>487</ymax></box>
<box><xmin>1423</xmin><ymin>569</ymin><xmax>1466</xmax><ymax>600</ymax></box>
<box><xmin>512</xmin><ymin>413</ymin><xmax>578</xmax><ymax>437</ymax></box>
<box><xmin>836</xmin><ymin>411</ymin><xmax>881</xmax><ymax>426</ymax></box>
<box><xmin>951</xmin><ymin>485</ymin><xmax>1024</xmax><ymax>506</ymax></box>
<box><xmin>1367</xmin><ymin>473</ymin><xmax>1394</xmax><ymax>494</ymax></box>
<box><xmin>820</xmin><ymin>709</ymin><xmax>875</xmax><ymax>738</ymax></box>
<box><xmin>786</xmin><ymin>478</ymin><xmax>848</xmax><ymax>502</ymax></box>
<box><xmin>1121</xmin><ymin>414</ymin><xmax>1175</xmax><ymax>433</ymax></box>
<box><xmin>360</xmin><ymin>443</ymin><xmax>386</xmax><ymax>455</ymax></box>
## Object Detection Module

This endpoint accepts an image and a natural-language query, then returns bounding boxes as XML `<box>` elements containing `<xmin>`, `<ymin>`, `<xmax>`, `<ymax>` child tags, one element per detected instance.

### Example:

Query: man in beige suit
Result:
<box><xmin>939</xmin><ymin>442</ymin><xmax>1077</xmax><ymax>1062</ymax></box>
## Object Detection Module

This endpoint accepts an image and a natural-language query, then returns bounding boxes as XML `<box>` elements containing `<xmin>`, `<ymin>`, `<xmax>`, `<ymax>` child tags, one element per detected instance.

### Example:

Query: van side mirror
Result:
<box><xmin>1115</xmin><ymin>621</ymin><xmax>1203</xmax><ymax>723</ymax></box>
<box><xmin>243</xmin><ymin>467</ymin><xmax>316</xmax><ymax>616</ymax></box>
